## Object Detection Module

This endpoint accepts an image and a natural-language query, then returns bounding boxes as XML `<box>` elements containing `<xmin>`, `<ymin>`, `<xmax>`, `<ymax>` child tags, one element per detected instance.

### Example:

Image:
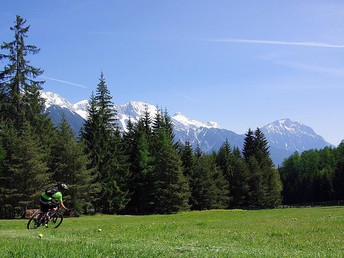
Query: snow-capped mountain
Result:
<box><xmin>41</xmin><ymin>91</ymin><xmax>333</xmax><ymax>165</ymax></box>
<box><xmin>41</xmin><ymin>91</ymin><xmax>89</xmax><ymax>119</ymax></box>
<box><xmin>261</xmin><ymin>118</ymin><xmax>329</xmax><ymax>152</ymax></box>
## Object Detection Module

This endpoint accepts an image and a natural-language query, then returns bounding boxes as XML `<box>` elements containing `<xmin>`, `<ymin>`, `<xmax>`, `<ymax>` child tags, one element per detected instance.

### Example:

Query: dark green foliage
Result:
<box><xmin>0</xmin><ymin>16</ymin><xmax>46</xmax><ymax>131</ymax></box>
<box><xmin>189</xmin><ymin>151</ymin><xmax>228</xmax><ymax>210</ymax></box>
<box><xmin>125</xmin><ymin>125</ymin><xmax>155</xmax><ymax>214</ymax></box>
<box><xmin>153</xmin><ymin>129</ymin><xmax>189</xmax><ymax>213</ymax></box>
<box><xmin>50</xmin><ymin>117</ymin><xmax>98</xmax><ymax>215</ymax></box>
<box><xmin>230</xmin><ymin>148</ymin><xmax>250</xmax><ymax>207</ymax></box>
<box><xmin>279</xmin><ymin>143</ymin><xmax>344</xmax><ymax>205</ymax></box>
<box><xmin>216</xmin><ymin>140</ymin><xmax>233</xmax><ymax>207</ymax></box>
<box><xmin>0</xmin><ymin>124</ymin><xmax>49</xmax><ymax>218</ymax></box>
<box><xmin>81</xmin><ymin>73</ymin><xmax>129</xmax><ymax>214</ymax></box>
<box><xmin>242</xmin><ymin>128</ymin><xmax>282</xmax><ymax>208</ymax></box>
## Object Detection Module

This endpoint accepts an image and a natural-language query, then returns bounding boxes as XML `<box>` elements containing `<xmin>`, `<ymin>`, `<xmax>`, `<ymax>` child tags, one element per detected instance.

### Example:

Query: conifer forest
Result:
<box><xmin>0</xmin><ymin>16</ymin><xmax>343</xmax><ymax>218</ymax></box>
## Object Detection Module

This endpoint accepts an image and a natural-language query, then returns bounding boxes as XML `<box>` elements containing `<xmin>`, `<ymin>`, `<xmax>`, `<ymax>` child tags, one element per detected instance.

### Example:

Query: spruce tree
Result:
<box><xmin>151</xmin><ymin>111</ymin><xmax>189</xmax><ymax>214</ymax></box>
<box><xmin>217</xmin><ymin>140</ymin><xmax>233</xmax><ymax>207</ymax></box>
<box><xmin>180</xmin><ymin>141</ymin><xmax>195</xmax><ymax>181</ymax></box>
<box><xmin>153</xmin><ymin>129</ymin><xmax>189</xmax><ymax>213</ymax></box>
<box><xmin>231</xmin><ymin>147</ymin><xmax>250</xmax><ymax>208</ymax></box>
<box><xmin>0</xmin><ymin>16</ymin><xmax>45</xmax><ymax>130</ymax></box>
<box><xmin>0</xmin><ymin>124</ymin><xmax>49</xmax><ymax>218</ymax></box>
<box><xmin>334</xmin><ymin>142</ymin><xmax>344</xmax><ymax>200</ymax></box>
<box><xmin>50</xmin><ymin>117</ymin><xmax>98</xmax><ymax>214</ymax></box>
<box><xmin>209</xmin><ymin>152</ymin><xmax>230</xmax><ymax>209</ymax></box>
<box><xmin>81</xmin><ymin>73</ymin><xmax>129</xmax><ymax>214</ymax></box>
<box><xmin>189</xmin><ymin>152</ymin><xmax>216</xmax><ymax>210</ymax></box>
<box><xmin>126</xmin><ymin>130</ymin><xmax>155</xmax><ymax>214</ymax></box>
<box><xmin>242</xmin><ymin>128</ymin><xmax>282</xmax><ymax>208</ymax></box>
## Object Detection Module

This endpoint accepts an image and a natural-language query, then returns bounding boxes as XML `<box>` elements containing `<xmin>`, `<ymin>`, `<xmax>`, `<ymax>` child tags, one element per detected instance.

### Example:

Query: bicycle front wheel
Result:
<box><xmin>27</xmin><ymin>211</ymin><xmax>44</xmax><ymax>229</ymax></box>
<box><xmin>48</xmin><ymin>213</ymin><xmax>63</xmax><ymax>228</ymax></box>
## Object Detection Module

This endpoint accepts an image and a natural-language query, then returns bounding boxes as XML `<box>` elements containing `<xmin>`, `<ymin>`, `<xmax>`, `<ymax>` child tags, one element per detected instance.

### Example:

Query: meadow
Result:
<box><xmin>0</xmin><ymin>206</ymin><xmax>343</xmax><ymax>257</ymax></box>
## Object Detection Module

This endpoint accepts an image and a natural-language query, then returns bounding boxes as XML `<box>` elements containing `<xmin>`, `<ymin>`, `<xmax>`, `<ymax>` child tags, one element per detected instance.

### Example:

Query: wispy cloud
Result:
<box><xmin>40</xmin><ymin>76</ymin><xmax>87</xmax><ymax>89</ymax></box>
<box><xmin>175</xmin><ymin>91</ymin><xmax>195</xmax><ymax>102</ymax></box>
<box><xmin>274</xmin><ymin>61</ymin><xmax>344</xmax><ymax>77</ymax></box>
<box><xmin>205</xmin><ymin>38</ymin><xmax>344</xmax><ymax>48</ymax></box>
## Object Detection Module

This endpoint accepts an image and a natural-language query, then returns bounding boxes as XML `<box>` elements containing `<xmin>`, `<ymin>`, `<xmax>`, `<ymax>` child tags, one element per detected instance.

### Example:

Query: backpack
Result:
<box><xmin>45</xmin><ymin>186</ymin><xmax>59</xmax><ymax>197</ymax></box>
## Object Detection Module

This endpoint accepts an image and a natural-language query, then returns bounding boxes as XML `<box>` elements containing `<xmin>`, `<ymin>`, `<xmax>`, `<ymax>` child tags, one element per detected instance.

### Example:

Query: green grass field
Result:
<box><xmin>0</xmin><ymin>206</ymin><xmax>343</xmax><ymax>257</ymax></box>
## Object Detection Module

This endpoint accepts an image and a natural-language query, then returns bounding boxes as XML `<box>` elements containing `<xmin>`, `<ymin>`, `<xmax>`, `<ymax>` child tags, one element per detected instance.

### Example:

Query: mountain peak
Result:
<box><xmin>41</xmin><ymin>91</ymin><xmax>73</xmax><ymax>110</ymax></box>
<box><xmin>261</xmin><ymin>118</ymin><xmax>332</xmax><ymax>153</ymax></box>
<box><xmin>172</xmin><ymin>112</ymin><xmax>220</xmax><ymax>130</ymax></box>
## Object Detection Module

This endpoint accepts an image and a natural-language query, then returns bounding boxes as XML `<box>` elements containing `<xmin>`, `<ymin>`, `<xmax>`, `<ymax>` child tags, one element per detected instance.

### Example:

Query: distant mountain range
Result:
<box><xmin>41</xmin><ymin>92</ymin><xmax>333</xmax><ymax>166</ymax></box>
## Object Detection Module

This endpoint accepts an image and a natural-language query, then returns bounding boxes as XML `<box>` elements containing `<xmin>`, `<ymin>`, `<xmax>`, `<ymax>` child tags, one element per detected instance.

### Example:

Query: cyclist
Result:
<box><xmin>39</xmin><ymin>183</ymin><xmax>69</xmax><ymax>220</ymax></box>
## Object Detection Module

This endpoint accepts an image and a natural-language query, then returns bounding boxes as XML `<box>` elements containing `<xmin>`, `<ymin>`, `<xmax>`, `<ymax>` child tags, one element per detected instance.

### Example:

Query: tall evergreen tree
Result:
<box><xmin>231</xmin><ymin>147</ymin><xmax>250</xmax><ymax>208</ymax></box>
<box><xmin>209</xmin><ymin>152</ymin><xmax>230</xmax><ymax>209</ymax></box>
<box><xmin>50</xmin><ymin>117</ymin><xmax>98</xmax><ymax>214</ymax></box>
<box><xmin>153</xmin><ymin>129</ymin><xmax>189</xmax><ymax>213</ymax></box>
<box><xmin>0</xmin><ymin>16</ymin><xmax>45</xmax><ymax>130</ymax></box>
<box><xmin>217</xmin><ymin>140</ymin><xmax>233</xmax><ymax>207</ymax></box>
<box><xmin>0</xmin><ymin>124</ymin><xmax>49</xmax><ymax>218</ymax></box>
<box><xmin>242</xmin><ymin>128</ymin><xmax>282</xmax><ymax>208</ymax></box>
<box><xmin>81</xmin><ymin>73</ymin><xmax>129</xmax><ymax>214</ymax></box>
<box><xmin>125</xmin><ymin>129</ymin><xmax>155</xmax><ymax>214</ymax></box>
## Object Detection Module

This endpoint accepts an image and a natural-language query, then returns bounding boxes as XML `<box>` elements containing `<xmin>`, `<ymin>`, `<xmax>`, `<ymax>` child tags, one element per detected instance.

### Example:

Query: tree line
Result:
<box><xmin>1</xmin><ymin>16</ymin><xmax>342</xmax><ymax>219</ymax></box>
<box><xmin>0</xmin><ymin>16</ymin><xmax>284</xmax><ymax>218</ymax></box>
<box><xmin>279</xmin><ymin>144</ymin><xmax>344</xmax><ymax>205</ymax></box>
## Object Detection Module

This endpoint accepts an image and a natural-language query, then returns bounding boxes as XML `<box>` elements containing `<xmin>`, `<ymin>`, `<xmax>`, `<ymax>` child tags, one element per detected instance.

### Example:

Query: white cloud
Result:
<box><xmin>274</xmin><ymin>61</ymin><xmax>344</xmax><ymax>77</ymax></box>
<box><xmin>40</xmin><ymin>76</ymin><xmax>87</xmax><ymax>89</ymax></box>
<box><xmin>205</xmin><ymin>38</ymin><xmax>344</xmax><ymax>48</ymax></box>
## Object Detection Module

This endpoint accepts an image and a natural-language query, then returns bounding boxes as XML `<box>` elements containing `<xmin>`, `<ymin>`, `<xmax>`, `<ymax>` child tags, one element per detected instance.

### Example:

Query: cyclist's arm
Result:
<box><xmin>53</xmin><ymin>192</ymin><xmax>69</xmax><ymax>210</ymax></box>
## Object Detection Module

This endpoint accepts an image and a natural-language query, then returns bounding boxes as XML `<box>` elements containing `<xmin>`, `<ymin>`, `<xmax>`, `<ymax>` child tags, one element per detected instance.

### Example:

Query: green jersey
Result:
<box><xmin>41</xmin><ymin>191</ymin><xmax>63</xmax><ymax>203</ymax></box>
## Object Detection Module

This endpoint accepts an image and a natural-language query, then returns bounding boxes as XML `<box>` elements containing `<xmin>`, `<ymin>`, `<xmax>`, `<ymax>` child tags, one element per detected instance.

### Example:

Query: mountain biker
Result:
<box><xmin>39</xmin><ymin>183</ymin><xmax>69</xmax><ymax>219</ymax></box>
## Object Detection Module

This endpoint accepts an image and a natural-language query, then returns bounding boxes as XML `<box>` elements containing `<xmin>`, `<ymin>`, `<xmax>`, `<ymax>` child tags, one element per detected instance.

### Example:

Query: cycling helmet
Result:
<box><xmin>59</xmin><ymin>183</ymin><xmax>69</xmax><ymax>190</ymax></box>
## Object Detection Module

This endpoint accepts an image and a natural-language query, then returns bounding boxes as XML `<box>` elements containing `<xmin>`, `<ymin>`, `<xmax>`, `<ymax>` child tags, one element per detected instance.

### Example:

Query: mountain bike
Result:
<box><xmin>27</xmin><ymin>206</ymin><xmax>64</xmax><ymax>229</ymax></box>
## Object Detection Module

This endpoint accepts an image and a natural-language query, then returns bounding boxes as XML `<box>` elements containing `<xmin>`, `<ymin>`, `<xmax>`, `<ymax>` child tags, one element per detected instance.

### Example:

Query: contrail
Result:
<box><xmin>40</xmin><ymin>76</ymin><xmax>87</xmax><ymax>89</ymax></box>
<box><xmin>205</xmin><ymin>38</ymin><xmax>344</xmax><ymax>48</ymax></box>
<box><xmin>175</xmin><ymin>90</ymin><xmax>195</xmax><ymax>102</ymax></box>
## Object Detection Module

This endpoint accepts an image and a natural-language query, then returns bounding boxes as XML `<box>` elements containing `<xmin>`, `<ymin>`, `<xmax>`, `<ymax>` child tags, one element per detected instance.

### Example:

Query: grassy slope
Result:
<box><xmin>0</xmin><ymin>206</ymin><xmax>343</xmax><ymax>257</ymax></box>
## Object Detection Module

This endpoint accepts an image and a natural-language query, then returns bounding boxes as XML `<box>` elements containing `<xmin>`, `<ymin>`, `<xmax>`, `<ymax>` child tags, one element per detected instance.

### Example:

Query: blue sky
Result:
<box><xmin>2</xmin><ymin>0</ymin><xmax>344</xmax><ymax>145</ymax></box>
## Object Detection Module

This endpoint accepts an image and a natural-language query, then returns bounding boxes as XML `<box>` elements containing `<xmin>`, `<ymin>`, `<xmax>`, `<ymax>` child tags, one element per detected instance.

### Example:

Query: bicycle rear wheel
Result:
<box><xmin>48</xmin><ymin>213</ymin><xmax>63</xmax><ymax>228</ymax></box>
<box><xmin>27</xmin><ymin>211</ymin><xmax>44</xmax><ymax>229</ymax></box>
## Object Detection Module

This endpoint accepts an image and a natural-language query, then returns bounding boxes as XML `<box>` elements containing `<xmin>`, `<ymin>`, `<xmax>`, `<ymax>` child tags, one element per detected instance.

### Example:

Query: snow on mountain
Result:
<box><xmin>72</xmin><ymin>100</ymin><xmax>89</xmax><ymax>119</ymax></box>
<box><xmin>40</xmin><ymin>91</ymin><xmax>333</xmax><ymax>165</ymax></box>
<box><xmin>115</xmin><ymin>101</ymin><xmax>157</xmax><ymax>131</ymax></box>
<box><xmin>41</xmin><ymin>91</ymin><xmax>74</xmax><ymax>110</ymax></box>
<box><xmin>173</xmin><ymin>112</ymin><xmax>220</xmax><ymax>130</ymax></box>
<box><xmin>260</xmin><ymin>118</ymin><xmax>331</xmax><ymax>152</ymax></box>
<box><xmin>114</xmin><ymin>101</ymin><xmax>220</xmax><ymax>132</ymax></box>
<box><xmin>42</xmin><ymin>91</ymin><xmax>88</xmax><ymax>119</ymax></box>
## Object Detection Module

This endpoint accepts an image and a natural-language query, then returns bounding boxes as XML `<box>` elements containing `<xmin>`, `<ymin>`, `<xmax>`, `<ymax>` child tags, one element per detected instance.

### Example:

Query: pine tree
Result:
<box><xmin>153</xmin><ymin>129</ymin><xmax>189</xmax><ymax>213</ymax></box>
<box><xmin>334</xmin><ymin>142</ymin><xmax>344</xmax><ymax>200</ymax></box>
<box><xmin>242</xmin><ymin>128</ymin><xmax>282</xmax><ymax>208</ymax></box>
<box><xmin>0</xmin><ymin>124</ymin><xmax>49</xmax><ymax>218</ymax></box>
<box><xmin>180</xmin><ymin>141</ymin><xmax>195</xmax><ymax>180</ymax></box>
<box><xmin>126</xmin><ymin>130</ymin><xmax>155</xmax><ymax>214</ymax></box>
<box><xmin>50</xmin><ymin>117</ymin><xmax>98</xmax><ymax>214</ymax></box>
<box><xmin>231</xmin><ymin>147</ymin><xmax>250</xmax><ymax>208</ymax></box>
<box><xmin>0</xmin><ymin>16</ymin><xmax>45</xmax><ymax>130</ymax></box>
<box><xmin>81</xmin><ymin>73</ymin><xmax>129</xmax><ymax>214</ymax></box>
<box><xmin>151</xmin><ymin>110</ymin><xmax>190</xmax><ymax>214</ymax></box>
<box><xmin>101</xmin><ymin>134</ymin><xmax>130</xmax><ymax>214</ymax></box>
<box><xmin>81</xmin><ymin>92</ymin><xmax>100</xmax><ymax>172</ymax></box>
<box><xmin>209</xmin><ymin>152</ymin><xmax>229</xmax><ymax>209</ymax></box>
<box><xmin>189</xmin><ymin>152</ymin><xmax>216</xmax><ymax>210</ymax></box>
<box><xmin>217</xmin><ymin>140</ymin><xmax>233</xmax><ymax>207</ymax></box>
<box><xmin>243</xmin><ymin>129</ymin><xmax>255</xmax><ymax>161</ymax></box>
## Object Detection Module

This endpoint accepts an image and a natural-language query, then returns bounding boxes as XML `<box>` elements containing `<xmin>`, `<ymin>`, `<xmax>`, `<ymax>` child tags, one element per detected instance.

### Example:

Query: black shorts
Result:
<box><xmin>39</xmin><ymin>197</ymin><xmax>57</xmax><ymax>212</ymax></box>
